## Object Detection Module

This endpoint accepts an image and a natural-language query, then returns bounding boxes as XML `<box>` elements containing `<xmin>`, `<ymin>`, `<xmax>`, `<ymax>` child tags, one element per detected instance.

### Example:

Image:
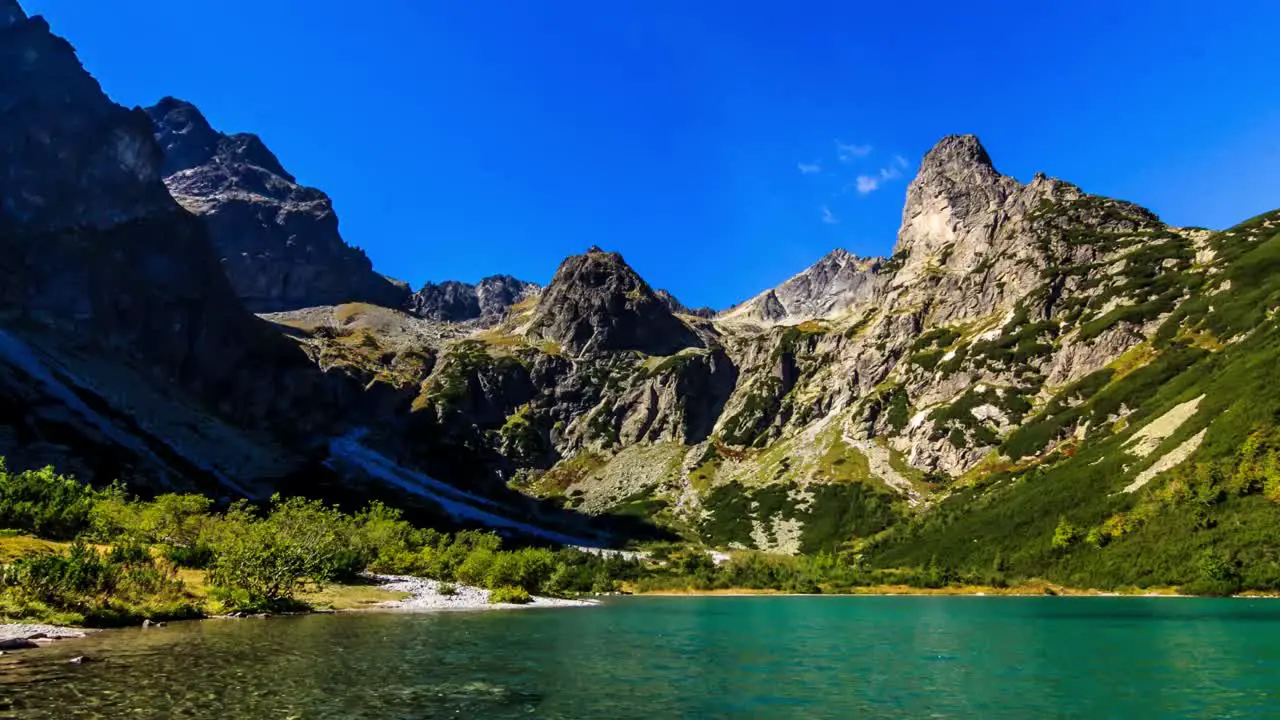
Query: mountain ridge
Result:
<box><xmin>2</xmin><ymin>0</ymin><xmax>1279</xmax><ymax>591</ymax></box>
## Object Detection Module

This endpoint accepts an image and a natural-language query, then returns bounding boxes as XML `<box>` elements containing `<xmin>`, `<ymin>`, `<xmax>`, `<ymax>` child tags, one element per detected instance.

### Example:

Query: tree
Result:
<box><xmin>206</xmin><ymin>497</ymin><xmax>357</xmax><ymax>607</ymax></box>
<box><xmin>1051</xmin><ymin>517</ymin><xmax>1080</xmax><ymax>551</ymax></box>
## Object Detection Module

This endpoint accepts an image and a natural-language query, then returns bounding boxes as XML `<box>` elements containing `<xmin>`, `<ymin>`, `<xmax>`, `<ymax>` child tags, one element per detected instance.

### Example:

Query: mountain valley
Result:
<box><xmin>2</xmin><ymin>0</ymin><xmax>1279</xmax><ymax>592</ymax></box>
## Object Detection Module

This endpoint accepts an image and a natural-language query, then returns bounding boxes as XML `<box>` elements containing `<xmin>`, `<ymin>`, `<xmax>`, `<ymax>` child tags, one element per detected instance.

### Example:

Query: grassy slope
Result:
<box><xmin>871</xmin><ymin>210</ymin><xmax>1280</xmax><ymax>589</ymax></box>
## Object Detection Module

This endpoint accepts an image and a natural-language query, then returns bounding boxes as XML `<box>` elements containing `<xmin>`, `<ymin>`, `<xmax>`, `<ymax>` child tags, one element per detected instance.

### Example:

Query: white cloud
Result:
<box><xmin>836</xmin><ymin>140</ymin><xmax>872</xmax><ymax>163</ymax></box>
<box><xmin>797</xmin><ymin>161</ymin><xmax>822</xmax><ymax>175</ymax></box>
<box><xmin>854</xmin><ymin>157</ymin><xmax>912</xmax><ymax>195</ymax></box>
<box><xmin>821</xmin><ymin>206</ymin><xmax>838</xmax><ymax>224</ymax></box>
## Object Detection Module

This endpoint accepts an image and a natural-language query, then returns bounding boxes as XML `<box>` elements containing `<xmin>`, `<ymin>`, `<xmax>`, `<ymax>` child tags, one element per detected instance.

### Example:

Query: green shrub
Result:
<box><xmin>489</xmin><ymin>586</ymin><xmax>532</xmax><ymax>604</ymax></box>
<box><xmin>0</xmin><ymin>462</ymin><xmax>98</xmax><ymax>540</ymax></box>
<box><xmin>1051</xmin><ymin>517</ymin><xmax>1081</xmax><ymax>551</ymax></box>
<box><xmin>0</xmin><ymin>540</ymin><xmax>196</xmax><ymax>626</ymax></box>
<box><xmin>205</xmin><ymin>497</ymin><xmax>359</xmax><ymax>608</ymax></box>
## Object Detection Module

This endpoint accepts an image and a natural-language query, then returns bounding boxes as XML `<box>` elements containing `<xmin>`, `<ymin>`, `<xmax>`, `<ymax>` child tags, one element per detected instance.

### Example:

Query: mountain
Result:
<box><xmin>520</xmin><ymin>247</ymin><xmax>706</xmax><ymax>356</ymax></box>
<box><xmin>0</xmin><ymin>1</ymin><xmax>362</xmax><ymax>492</ymax></box>
<box><xmin>353</xmin><ymin>131</ymin><xmax>1280</xmax><ymax>587</ymax></box>
<box><xmin>407</xmin><ymin>275</ymin><xmax>539</xmax><ymax>323</ymax></box>
<box><xmin>0</xmin><ymin>2</ymin><xmax>616</xmax><ymax>546</ymax></box>
<box><xmin>4</xmin><ymin>0</ymin><xmax>1280</xmax><ymax>589</ymax></box>
<box><xmin>719</xmin><ymin>249</ymin><xmax>884</xmax><ymax>324</ymax></box>
<box><xmin>655</xmin><ymin>289</ymin><xmax>716</xmax><ymax>319</ymax></box>
<box><xmin>146</xmin><ymin>97</ymin><xmax>409</xmax><ymax>313</ymax></box>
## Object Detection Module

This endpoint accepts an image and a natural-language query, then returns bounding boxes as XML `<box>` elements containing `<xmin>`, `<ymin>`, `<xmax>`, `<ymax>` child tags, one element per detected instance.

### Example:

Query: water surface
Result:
<box><xmin>2</xmin><ymin>596</ymin><xmax>1279</xmax><ymax>718</ymax></box>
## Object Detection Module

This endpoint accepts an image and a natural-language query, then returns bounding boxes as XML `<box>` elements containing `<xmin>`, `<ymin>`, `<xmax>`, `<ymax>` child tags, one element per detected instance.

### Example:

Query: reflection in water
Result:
<box><xmin>2</xmin><ymin>597</ymin><xmax>1279</xmax><ymax>719</ymax></box>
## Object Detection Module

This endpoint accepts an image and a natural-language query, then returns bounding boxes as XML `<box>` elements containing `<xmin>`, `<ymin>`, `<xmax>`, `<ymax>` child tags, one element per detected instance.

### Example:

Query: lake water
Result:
<box><xmin>2</xmin><ymin>596</ymin><xmax>1279</xmax><ymax>718</ymax></box>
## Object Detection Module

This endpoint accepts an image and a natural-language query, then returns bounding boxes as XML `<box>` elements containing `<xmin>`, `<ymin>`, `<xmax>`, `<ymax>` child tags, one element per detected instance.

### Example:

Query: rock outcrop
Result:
<box><xmin>721</xmin><ymin>249</ymin><xmax>884</xmax><ymax>324</ymax></box>
<box><xmin>522</xmin><ymin>247</ymin><xmax>704</xmax><ymax>356</ymax></box>
<box><xmin>146</xmin><ymin>97</ymin><xmax>409</xmax><ymax>313</ymax></box>
<box><xmin>655</xmin><ymin>289</ymin><xmax>715</xmax><ymax>319</ymax></box>
<box><xmin>408</xmin><ymin>275</ymin><xmax>539</xmax><ymax>323</ymax></box>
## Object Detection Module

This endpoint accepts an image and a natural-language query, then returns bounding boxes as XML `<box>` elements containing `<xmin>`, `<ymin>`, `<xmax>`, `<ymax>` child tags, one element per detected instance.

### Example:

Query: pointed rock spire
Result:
<box><xmin>918</xmin><ymin>134</ymin><xmax>995</xmax><ymax>175</ymax></box>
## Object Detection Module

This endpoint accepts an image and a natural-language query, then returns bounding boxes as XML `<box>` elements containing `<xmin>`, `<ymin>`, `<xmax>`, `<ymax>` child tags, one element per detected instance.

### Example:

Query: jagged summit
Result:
<box><xmin>655</xmin><ymin>289</ymin><xmax>715</xmax><ymax>319</ymax></box>
<box><xmin>523</xmin><ymin>247</ymin><xmax>702</xmax><ymax>356</ymax></box>
<box><xmin>0</xmin><ymin>6</ymin><xmax>171</xmax><ymax>233</ymax></box>
<box><xmin>146</xmin><ymin>97</ymin><xmax>408</xmax><ymax>312</ymax></box>
<box><xmin>720</xmin><ymin>248</ymin><xmax>884</xmax><ymax>324</ymax></box>
<box><xmin>148</xmin><ymin>97</ymin><xmax>293</xmax><ymax>181</ymax></box>
<box><xmin>408</xmin><ymin>274</ymin><xmax>539</xmax><ymax>323</ymax></box>
<box><xmin>919</xmin><ymin>134</ymin><xmax>996</xmax><ymax>173</ymax></box>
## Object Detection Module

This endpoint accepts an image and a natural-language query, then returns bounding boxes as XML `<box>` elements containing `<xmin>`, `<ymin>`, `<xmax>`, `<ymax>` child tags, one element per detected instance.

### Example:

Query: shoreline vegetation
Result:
<box><xmin>0</xmin><ymin>456</ymin><xmax>1272</xmax><ymax>648</ymax></box>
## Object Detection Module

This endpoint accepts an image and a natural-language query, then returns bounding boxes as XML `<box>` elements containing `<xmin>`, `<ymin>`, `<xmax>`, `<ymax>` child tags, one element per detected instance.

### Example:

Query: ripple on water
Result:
<box><xmin>2</xmin><ymin>597</ymin><xmax>1279</xmax><ymax>719</ymax></box>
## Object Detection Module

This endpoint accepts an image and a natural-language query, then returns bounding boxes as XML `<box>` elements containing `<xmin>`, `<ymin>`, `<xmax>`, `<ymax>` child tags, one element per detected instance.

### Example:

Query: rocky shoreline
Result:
<box><xmin>371</xmin><ymin>575</ymin><xmax>599</xmax><ymax>612</ymax></box>
<box><xmin>0</xmin><ymin>624</ymin><xmax>92</xmax><ymax>651</ymax></box>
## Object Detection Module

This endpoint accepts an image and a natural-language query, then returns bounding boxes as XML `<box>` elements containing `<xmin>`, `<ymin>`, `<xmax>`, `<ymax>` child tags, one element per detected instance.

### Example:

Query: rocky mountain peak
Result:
<box><xmin>720</xmin><ymin>248</ymin><xmax>884</xmax><ymax>324</ymax></box>
<box><xmin>523</xmin><ymin>247</ymin><xmax>701</xmax><ymax>356</ymax></box>
<box><xmin>919</xmin><ymin>134</ymin><xmax>995</xmax><ymax>174</ymax></box>
<box><xmin>408</xmin><ymin>274</ymin><xmax>539</xmax><ymax>323</ymax></box>
<box><xmin>0</xmin><ymin>5</ymin><xmax>171</xmax><ymax>234</ymax></box>
<box><xmin>145</xmin><ymin>97</ymin><xmax>407</xmax><ymax>312</ymax></box>
<box><xmin>891</xmin><ymin>134</ymin><xmax>1027</xmax><ymax>293</ymax></box>
<box><xmin>654</xmin><ymin>289</ymin><xmax>715</xmax><ymax>319</ymax></box>
<box><xmin>147</xmin><ymin>97</ymin><xmax>220</xmax><ymax>177</ymax></box>
<box><xmin>147</xmin><ymin>98</ymin><xmax>292</xmax><ymax>181</ymax></box>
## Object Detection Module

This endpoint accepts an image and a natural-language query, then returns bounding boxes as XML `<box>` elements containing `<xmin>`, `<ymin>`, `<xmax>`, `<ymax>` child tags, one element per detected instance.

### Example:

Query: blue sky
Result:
<box><xmin>24</xmin><ymin>0</ymin><xmax>1280</xmax><ymax>309</ymax></box>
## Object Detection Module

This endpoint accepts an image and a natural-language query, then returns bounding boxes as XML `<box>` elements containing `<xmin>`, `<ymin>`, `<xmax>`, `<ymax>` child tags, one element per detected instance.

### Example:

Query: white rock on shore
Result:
<box><xmin>0</xmin><ymin>624</ymin><xmax>91</xmax><ymax>650</ymax></box>
<box><xmin>371</xmin><ymin>575</ymin><xmax>599</xmax><ymax>612</ymax></box>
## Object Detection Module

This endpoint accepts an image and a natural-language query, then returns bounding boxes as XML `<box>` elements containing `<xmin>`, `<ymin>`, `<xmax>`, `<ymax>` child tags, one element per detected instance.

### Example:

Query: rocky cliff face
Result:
<box><xmin>408</xmin><ymin>275</ymin><xmax>539</xmax><ymax>323</ymax></box>
<box><xmin>146</xmin><ymin>97</ymin><xmax>409</xmax><ymax>313</ymax></box>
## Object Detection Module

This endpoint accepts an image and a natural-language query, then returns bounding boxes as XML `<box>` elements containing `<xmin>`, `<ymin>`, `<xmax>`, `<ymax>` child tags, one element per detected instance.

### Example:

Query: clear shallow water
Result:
<box><xmin>2</xmin><ymin>596</ymin><xmax>1280</xmax><ymax>719</ymax></box>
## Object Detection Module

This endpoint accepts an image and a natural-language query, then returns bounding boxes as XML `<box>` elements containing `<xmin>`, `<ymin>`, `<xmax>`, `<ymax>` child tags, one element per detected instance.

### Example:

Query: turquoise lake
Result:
<box><xmin>2</xmin><ymin>596</ymin><xmax>1279</xmax><ymax>718</ymax></box>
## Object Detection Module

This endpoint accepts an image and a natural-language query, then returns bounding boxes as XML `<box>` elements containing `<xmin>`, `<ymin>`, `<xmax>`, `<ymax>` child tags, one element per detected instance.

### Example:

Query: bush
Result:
<box><xmin>205</xmin><ymin>497</ymin><xmax>359</xmax><ymax>609</ymax></box>
<box><xmin>351</xmin><ymin>501</ymin><xmax>421</xmax><ymax>573</ymax></box>
<box><xmin>437</xmin><ymin>582</ymin><xmax>457</xmax><ymax>596</ymax></box>
<box><xmin>0</xmin><ymin>462</ymin><xmax>98</xmax><ymax>540</ymax></box>
<box><xmin>1051</xmin><ymin>517</ymin><xmax>1081</xmax><ymax>551</ymax></box>
<box><xmin>489</xmin><ymin>586</ymin><xmax>532</xmax><ymax>604</ymax></box>
<box><xmin>0</xmin><ymin>540</ymin><xmax>196</xmax><ymax>626</ymax></box>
